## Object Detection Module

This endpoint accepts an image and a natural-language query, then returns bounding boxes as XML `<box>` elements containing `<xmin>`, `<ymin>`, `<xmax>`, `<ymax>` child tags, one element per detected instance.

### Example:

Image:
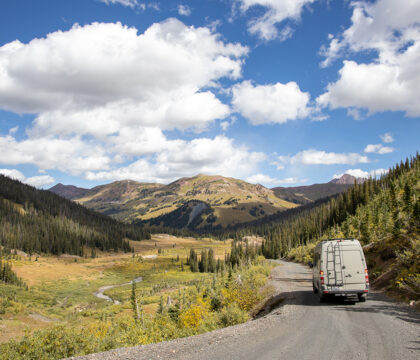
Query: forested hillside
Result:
<box><xmin>0</xmin><ymin>175</ymin><xmax>150</xmax><ymax>257</ymax></box>
<box><xmin>244</xmin><ymin>154</ymin><xmax>419</xmax><ymax>299</ymax></box>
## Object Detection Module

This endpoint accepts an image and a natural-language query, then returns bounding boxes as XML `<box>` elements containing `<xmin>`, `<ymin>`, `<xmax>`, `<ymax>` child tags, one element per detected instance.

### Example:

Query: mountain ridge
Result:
<box><xmin>49</xmin><ymin>174</ymin><xmax>298</xmax><ymax>226</ymax></box>
<box><xmin>48</xmin><ymin>174</ymin><xmax>359</xmax><ymax>228</ymax></box>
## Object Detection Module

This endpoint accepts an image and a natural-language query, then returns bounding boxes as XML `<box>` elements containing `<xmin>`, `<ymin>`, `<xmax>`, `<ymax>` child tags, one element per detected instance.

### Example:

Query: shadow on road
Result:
<box><xmin>271</xmin><ymin>277</ymin><xmax>311</xmax><ymax>283</ymax></box>
<box><xmin>258</xmin><ymin>287</ymin><xmax>420</xmax><ymax>326</ymax></box>
<box><xmin>255</xmin><ymin>289</ymin><xmax>357</xmax><ymax>318</ymax></box>
<box><xmin>332</xmin><ymin>292</ymin><xmax>420</xmax><ymax>325</ymax></box>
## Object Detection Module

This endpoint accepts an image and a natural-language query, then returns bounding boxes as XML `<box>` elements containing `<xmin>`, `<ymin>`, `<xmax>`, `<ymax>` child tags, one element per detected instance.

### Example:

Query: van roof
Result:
<box><xmin>315</xmin><ymin>239</ymin><xmax>361</xmax><ymax>249</ymax></box>
<box><xmin>321</xmin><ymin>238</ymin><xmax>359</xmax><ymax>242</ymax></box>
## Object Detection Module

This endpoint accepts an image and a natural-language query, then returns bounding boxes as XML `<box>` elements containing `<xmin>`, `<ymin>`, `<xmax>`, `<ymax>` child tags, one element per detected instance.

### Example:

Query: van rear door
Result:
<box><xmin>342</xmin><ymin>248</ymin><xmax>365</xmax><ymax>290</ymax></box>
<box><xmin>325</xmin><ymin>242</ymin><xmax>344</xmax><ymax>287</ymax></box>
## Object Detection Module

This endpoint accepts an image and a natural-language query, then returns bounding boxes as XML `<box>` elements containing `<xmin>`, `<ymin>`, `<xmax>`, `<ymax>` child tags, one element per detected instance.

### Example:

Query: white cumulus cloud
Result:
<box><xmin>246</xmin><ymin>174</ymin><xmax>307</xmax><ymax>186</ymax></box>
<box><xmin>0</xmin><ymin>20</ymin><xmax>246</xmax><ymax>132</ymax></box>
<box><xmin>380</xmin><ymin>133</ymin><xmax>394</xmax><ymax>143</ymax></box>
<box><xmin>0</xmin><ymin>168</ymin><xmax>55</xmax><ymax>188</ymax></box>
<box><xmin>235</xmin><ymin>0</ymin><xmax>315</xmax><ymax>41</ymax></box>
<box><xmin>86</xmin><ymin>136</ymin><xmax>266</xmax><ymax>183</ymax></box>
<box><xmin>98</xmin><ymin>0</ymin><xmax>140</xmax><ymax>8</ymax></box>
<box><xmin>0</xmin><ymin>20</ymin><xmax>253</xmax><ymax>179</ymax></box>
<box><xmin>318</xmin><ymin>0</ymin><xmax>420</xmax><ymax>117</ymax></box>
<box><xmin>0</xmin><ymin>135</ymin><xmax>111</xmax><ymax>175</ymax></box>
<box><xmin>364</xmin><ymin>144</ymin><xmax>394</xmax><ymax>154</ymax></box>
<box><xmin>231</xmin><ymin>80</ymin><xmax>311</xmax><ymax>125</ymax></box>
<box><xmin>282</xmin><ymin>149</ymin><xmax>369</xmax><ymax>165</ymax></box>
<box><xmin>178</xmin><ymin>4</ymin><xmax>191</xmax><ymax>16</ymax></box>
<box><xmin>277</xmin><ymin>177</ymin><xmax>308</xmax><ymax>184</ymax></box>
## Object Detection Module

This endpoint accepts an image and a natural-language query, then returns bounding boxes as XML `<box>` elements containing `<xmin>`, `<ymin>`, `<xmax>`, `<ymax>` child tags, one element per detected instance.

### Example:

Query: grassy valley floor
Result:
<box><xmin>0</xmin><ymin>235</ymin><xmax>273</xmax><ymax>359</ymax></box>
<box><xmin>0</xmin><ymin>235</ymin><xmax>230</xmax><ymax>343</ymax></box>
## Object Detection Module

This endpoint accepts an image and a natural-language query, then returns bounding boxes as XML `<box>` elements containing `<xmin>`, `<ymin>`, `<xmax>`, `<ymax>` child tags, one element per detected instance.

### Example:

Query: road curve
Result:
<box><xmin>73</xmin><ymin>261</ymin><xmax>419</xmax><ymax>360</ymax></box>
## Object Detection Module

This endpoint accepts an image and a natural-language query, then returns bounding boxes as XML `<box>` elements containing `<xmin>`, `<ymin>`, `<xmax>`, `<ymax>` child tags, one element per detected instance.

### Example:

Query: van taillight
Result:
<box><xmin>320</xmin><ymin>271</ymin><xmax>324</xmax><ymax>285</ymax></box>
<box><xmin>364</xmin><ymin>269</ymin><xmax>369</xmax><ymax>284</ymax></box>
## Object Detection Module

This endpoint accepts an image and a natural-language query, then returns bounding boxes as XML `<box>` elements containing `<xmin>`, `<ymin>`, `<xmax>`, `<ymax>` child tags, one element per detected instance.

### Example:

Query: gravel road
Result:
<box><xmin>71</xmin><ymin>260</ymin><xmax>419</xmax><ymax>360</ymax></box>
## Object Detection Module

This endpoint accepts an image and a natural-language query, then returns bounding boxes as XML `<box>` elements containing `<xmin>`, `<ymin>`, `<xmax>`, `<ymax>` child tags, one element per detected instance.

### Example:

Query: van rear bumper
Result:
<box><xmin>322</xmin><ymin>288</ymin><xmax>368</xmax><ymax>295</ymax></box>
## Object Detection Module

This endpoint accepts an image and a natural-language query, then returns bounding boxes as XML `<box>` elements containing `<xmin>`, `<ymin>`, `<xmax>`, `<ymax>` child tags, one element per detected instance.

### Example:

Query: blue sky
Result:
<box><xmin>0</xmin><ymin>0</ymin><xmax>419</xmax><ymax>189</ymax></box>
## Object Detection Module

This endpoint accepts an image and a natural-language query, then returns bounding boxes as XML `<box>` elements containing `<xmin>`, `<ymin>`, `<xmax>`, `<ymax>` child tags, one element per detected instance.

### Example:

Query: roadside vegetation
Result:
<box><xmin>0</xmin><ymin>235</ymin><xmax>273</xmax><ymax>359</ymax></box>
<box><xmin>285</xmin><ymin>154</ymin><xmax>420</xmax><ymax>303</ymax></box>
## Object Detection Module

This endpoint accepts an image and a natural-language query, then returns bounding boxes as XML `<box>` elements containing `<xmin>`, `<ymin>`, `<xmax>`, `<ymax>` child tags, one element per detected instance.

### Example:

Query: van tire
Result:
<box><xmin>313</xmin><ymin>283</ymin><xmax>319</xmax><ymax>294</ymax></box>
<box><xmin>320</xmin><ymin>295</ymin><xmax>327</xmax><ymax>303</ymax></box>
<box><xmin>358</xmin><ymin>294</ymin><xmax>367</xmax><ymax>302</ymax></box>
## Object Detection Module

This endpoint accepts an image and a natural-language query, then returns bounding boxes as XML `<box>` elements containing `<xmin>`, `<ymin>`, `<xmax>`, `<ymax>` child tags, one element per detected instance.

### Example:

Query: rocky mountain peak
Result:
<box><xmin>329</xmin><ymin>174</ymin><xmax>365</xmax><ymax>185</ymax></box>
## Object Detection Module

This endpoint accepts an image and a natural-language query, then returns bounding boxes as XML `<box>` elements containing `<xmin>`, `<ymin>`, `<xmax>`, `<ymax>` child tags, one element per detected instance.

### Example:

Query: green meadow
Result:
<box><xmin>0</xmin><ymin>234</ymin><xmax>274</xmax><ymax>360</ymax></box>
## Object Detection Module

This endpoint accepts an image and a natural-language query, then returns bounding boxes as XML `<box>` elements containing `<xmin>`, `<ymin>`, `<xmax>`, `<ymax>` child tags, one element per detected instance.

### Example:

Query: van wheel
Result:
<box><xmin>320</xmin><ymin>295</ymin><xmax>327</xmax><ymax>303</ymax></box>
<box><xmin>358</xmin><ymin>294</ymin><xmax>366</xmax><ymax>302</ymax></box>
<box><xmin>313</xmin><ymin>283</ymin><xmax>319</xmax><ymax>294</ymax></box>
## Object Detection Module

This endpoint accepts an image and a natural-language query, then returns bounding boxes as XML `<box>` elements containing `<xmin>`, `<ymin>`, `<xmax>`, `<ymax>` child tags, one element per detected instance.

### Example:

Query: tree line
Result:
<box><xmin>186</xmin><ymin>240</ymin><xmax>260</xmax><ymax>274</ymax></box>
<box><xmin>0</xmin><ymin>248</ymin><xmax>26</xmax><ymax>287</ymax></box>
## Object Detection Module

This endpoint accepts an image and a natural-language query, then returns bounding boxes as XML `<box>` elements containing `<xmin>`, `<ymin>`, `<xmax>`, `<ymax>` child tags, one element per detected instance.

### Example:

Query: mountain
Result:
<box><xmin>50</xmin><ymin>175</ymin><xmax>298</xmax><ymax>227</ymax></box>
<box><xmin>0</xmin><ymin>175</ymin><xmax>150</xmax><ymax>256</ymax></box>
<box><xmin>271</xmin><ymin>174</ymin><xmax>365</xmax><ymax>205</ymax></box>
<box><xmin>49</xmin><ymin>183</ymin><xmax>89</xmax><ymax>200</ymax></box>
<box><xmin>329</xmin><ymin>173</ymin><xmax>365</xmax><ymax>185</ymax></box>
<box><xmin>272</xmin><ymin>182</ymin><xmax>351</xmax><ymax>205</ymax></box>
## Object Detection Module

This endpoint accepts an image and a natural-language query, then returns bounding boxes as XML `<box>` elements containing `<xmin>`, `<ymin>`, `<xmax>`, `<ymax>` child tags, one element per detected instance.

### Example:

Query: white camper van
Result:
<box><xmin>312</xmin><ymin>239</ymin><xmax>369</xmax><ymax>302</ymax></box>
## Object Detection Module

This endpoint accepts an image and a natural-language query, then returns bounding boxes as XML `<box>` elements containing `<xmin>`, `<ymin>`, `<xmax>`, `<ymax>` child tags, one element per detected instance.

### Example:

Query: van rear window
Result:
<box><xmin>342</xmin><ymin>250</ymin><xmax>364</xmax><ymax>269</ymax></box>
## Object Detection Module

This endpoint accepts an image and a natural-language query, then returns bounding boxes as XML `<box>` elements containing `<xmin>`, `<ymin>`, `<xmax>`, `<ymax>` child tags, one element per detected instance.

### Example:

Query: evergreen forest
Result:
<box><xmin>0</xmin><ymin>175</ymin><xmax>151</xmax><ymax>258</ymax></box>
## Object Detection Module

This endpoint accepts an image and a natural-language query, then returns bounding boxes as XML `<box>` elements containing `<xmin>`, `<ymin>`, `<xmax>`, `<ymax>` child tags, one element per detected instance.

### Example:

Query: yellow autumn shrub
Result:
<box><xmin>179</xmin><ymin>298</ymin><xmax>209</xmax><ymax>329</ymax></box>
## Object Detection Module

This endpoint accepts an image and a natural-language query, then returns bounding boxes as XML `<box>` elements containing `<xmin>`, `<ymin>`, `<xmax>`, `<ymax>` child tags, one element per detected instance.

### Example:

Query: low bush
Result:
<box><xmin>218</xmin><ymin>303</ymin><xmax>248</xmax><ymax>326</ymax></box>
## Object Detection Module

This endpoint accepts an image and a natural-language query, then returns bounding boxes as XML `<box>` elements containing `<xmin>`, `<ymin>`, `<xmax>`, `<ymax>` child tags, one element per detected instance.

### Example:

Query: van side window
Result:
<box><xmin>314</xmin><ymin>253</ymin><xmax>320</xmax><ymax>267</ymax></box>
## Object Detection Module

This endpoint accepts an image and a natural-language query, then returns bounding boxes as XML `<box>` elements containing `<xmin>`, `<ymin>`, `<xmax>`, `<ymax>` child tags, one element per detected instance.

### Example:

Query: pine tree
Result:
<box><xmin>413</xmin><ymin>200</ymin><xmax>420</xmax><ymax>232</ymax></box>
<box><xmin>403</xmin><ymin>182</ymin><xmax>412</xmax><ymax>213</ymax></box>
<box><xmin>130</xmin><ymin>281</ymin><xmax>138</xmax><ymax>322</ymax></box>
<box><xmin>157</xmin><ymin>295</ymin><xmax>164</xmax><ymax>314</ymax></box>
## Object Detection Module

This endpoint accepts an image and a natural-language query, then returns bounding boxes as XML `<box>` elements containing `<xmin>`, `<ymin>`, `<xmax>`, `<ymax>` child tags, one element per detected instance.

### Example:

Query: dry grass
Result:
<box><xmin>13</xmin><ymin>235</ymin><xmax>227</xmax><ymax>287</ymax></box>
<box><xmin>12</xmin><ymin>257</ymin><xmax>102</xmax><ymax>286</ymax></box>
<box><xmin>140</xmin><ymin>205</ymin><xmax>177</xmax><ymax>219</ymax></box>
<box><xmin>130</xmin><ymin>234</ymin><xmax>224</xmax><ymax>253</ymax></box>
<box><xmin>212</xmin><ymin>201</ymin><xmax>286</xmax><ymax>227</ymax></box>
<box><xmin>241</xmin><ymin>236</ymin><xmax>264</xmax><ymax>246</ymax></box>
<box><xmin>2</xmin><ymin>234</ymin><xmax>232</xmax><ymax>344</ymax></box>
<box><xmin>0</xmin><ymin>314</ymin><xmax>54</xmax><ymax>343</ymax></box>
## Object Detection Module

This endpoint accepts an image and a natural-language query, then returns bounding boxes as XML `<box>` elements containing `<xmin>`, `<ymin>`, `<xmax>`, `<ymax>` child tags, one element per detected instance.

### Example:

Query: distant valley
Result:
<box><xmin>49</xmin><ymin>174</ymin><xmax>360</xmax><ymax>229</ymax></box>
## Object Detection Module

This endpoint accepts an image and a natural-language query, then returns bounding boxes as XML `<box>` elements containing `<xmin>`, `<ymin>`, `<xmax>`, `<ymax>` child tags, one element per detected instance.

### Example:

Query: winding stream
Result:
<box><xmin>93</xmin><ymin>276</ymin><xmax>143</xmax><ymax>304</ymax></box>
